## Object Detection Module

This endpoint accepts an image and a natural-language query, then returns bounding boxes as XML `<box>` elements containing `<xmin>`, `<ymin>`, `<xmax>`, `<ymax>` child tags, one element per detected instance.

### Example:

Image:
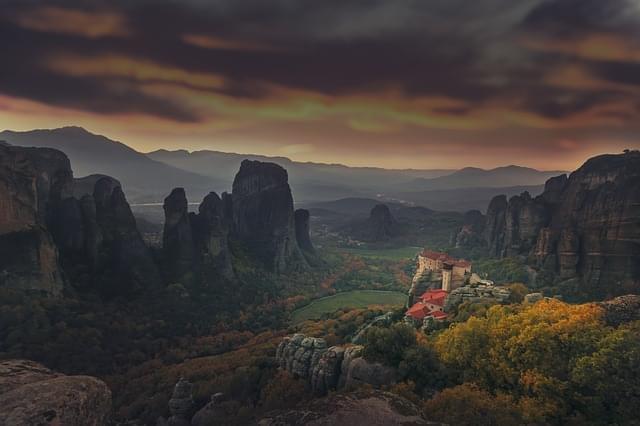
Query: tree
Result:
<box><xmin>363</xmin><ymin>323</ymin><xmax>416</xmax><ymax>366</ymax></box>
<box><xmin>423</xmin><ymin>383</ymin><xmax>524</xmax><ymax>426</ymax></box>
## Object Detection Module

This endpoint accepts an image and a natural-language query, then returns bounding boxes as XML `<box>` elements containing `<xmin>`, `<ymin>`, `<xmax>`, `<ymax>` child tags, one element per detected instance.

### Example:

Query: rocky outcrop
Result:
<box><xmin>485</xmin><ymin>151</ymin><xmax>640</xmax><ymax>296</ymax></box>
<box><xmin>232</xmin><ymin>160</ymin><xmax>303</xmax><ymax>272</ymax></box>
<box><xmin>162</xmin><ymin>189</ymin><xmax>233</xmax><ymax>286</ymax></box>
<box><xmin>484</xmin><ymin>195</ymin><xmax>508</xmax><ymax>257</ymax></box>
<box><xmin>192</xmin><ymin>192</ymin><xmax>234</xmax><ymax>280</ymax></box>
<box><xmin>599</xmin><ymin>294</ymin><xmax>640</xmax><ymax>326</ymax></box>
<box><xmin>351</xmin><ymin>312</ymin><xmax>394</xmax><ymax>345</ymax></box>
<box><xmin>0</xmin><ymin>144</ymin><xmax>159</xmax><ymax>297</ymax></box>
<box><xmin>190</xmin><ymin>393</ymin><xmax>227</xmax><ymax>426</ymax></box>
<box><xmin>163</xmin><ymin>188</ymin><xmax>195</xmax><ymax>283</ymax></box>
<box><xmin>0</xmin><ymin>226</ymin><xmax>65</xmax><ymax>296</ymax></box>
<box><xmin>0</xmin><ymin>145</ymin><xmax>72</xmax><ymax>296</ymax></box>
<box><xmin>0</xmin><ymin>359</ymin><xmax>112</xmax><ymax>426</ymax></box>
<box><xmin>454</xmin><ymin>209</ymin><xmax>486</xmax><ymax>249</ymax></box>
<box><xmin>444</xmin><ymin>284</ymin><xmax>511</xmax><ymax>312</ymax></box>
<box><xmin>485</xmin><ymin>192</ymin><xmax>547</xmax><ymax>257</ymax></box>
<box><xmin>276</xmin><ymin>334</ymin><xmax>396</xmax><ymax>395</ymax></box>
<box><xmin>294</xmin><ymin>209</ymin><xmax>315</xmax><ymax>255</ymax></box>
<box><xmin>160</xmin><ymin>160</ymin><xmax>317</xmax><ymax>285</ymax></box>
<box><xmin>366</xmin><ymin>204</ymin><xmax>397</xmax><ymax>242</ymax></box>
<box><xmin>91</xmin><ymin>177</ymin><xmax>161</xmax><ymax>294</ymax></box>
<box><xmin>258</xmin><ymin>389</ymin><xmax>434</xmax><ymax>425</ymax></box>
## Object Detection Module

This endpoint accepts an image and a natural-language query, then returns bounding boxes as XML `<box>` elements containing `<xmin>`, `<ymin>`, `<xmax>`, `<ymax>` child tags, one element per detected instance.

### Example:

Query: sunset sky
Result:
<box><xmin>1</xmin><ymin>0</ymin><xmax>639</xmax><ymax>170</ymax></box>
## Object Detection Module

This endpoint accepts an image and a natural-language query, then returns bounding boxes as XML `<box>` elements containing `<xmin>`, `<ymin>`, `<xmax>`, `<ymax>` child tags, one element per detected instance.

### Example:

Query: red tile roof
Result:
<box><xmin>430</xmin><ymin>311</ymin><xmax>448</xmax><ymax>319</ymax></box>
<box><xmin>406</xmin><ymin>303</ymin><xmax>431</xmax><ymax>320</ymax></box>
<box><xmin>419</xmin><ymin>289</ymin><xmax>448</xmax><ymax>307</ymax></box>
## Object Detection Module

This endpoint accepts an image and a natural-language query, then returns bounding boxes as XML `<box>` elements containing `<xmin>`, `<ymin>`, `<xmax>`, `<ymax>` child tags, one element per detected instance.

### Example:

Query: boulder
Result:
<box><xmin>0</xmin><ymin>359</ymin><xmax>112</xmax><ymax>426</ymax></box>
<box><xmin>257</xmin><ymin>389</ymin><xmax>435</xmax><ymax>425</ymax></box>
<box><xmin>599</xmin><ymin>294</ymin><xmax>640</xmax><ymax>326</ymax></box>
<box><xmin>524</xmin><ymin>292</ymin><xmax>544</xmax><ymax>304</ymax></box>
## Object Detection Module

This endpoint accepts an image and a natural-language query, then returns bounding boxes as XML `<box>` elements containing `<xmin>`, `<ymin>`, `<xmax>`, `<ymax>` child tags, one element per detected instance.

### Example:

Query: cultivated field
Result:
<box><xmin>291</xmin><ymin>290</ymin><xmax>407</xmax><ymax>323</ymax></box>
<box><xmin>338</xmin><ymin>246</ymin><xmax>421</xmax><ymax>260</ymax></box>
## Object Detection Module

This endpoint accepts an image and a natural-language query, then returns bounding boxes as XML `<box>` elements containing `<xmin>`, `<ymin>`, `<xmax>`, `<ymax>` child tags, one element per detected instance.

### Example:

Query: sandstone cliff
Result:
<box><xmin>231</xmin><ymin>160</ymin><xmax>304</xmax><ymax>272</ymax></box>
<box><xmin>454</xmin><ymin>209</ymin><xmax>486</xmax><ymax>249</ymax></box>
<box><xmin>161</xmin><ymin>160</ymin><xmax>312</xmax><ymax>286</ymax></box>
<box><xmin>0</xmin><ymin>359</ymin><xmax>112</xmax><ymax>425</ymax></box>
<box><xmin>0</xmin><ymin>144</ymin><xmax>159</xmax><ymax>296</ymax></box>
<box><xmin>485</xmin><ymin>151</ymin><xmax>640</xmax><ymax>296</ymax></box>
<box><xmin>162</xmin><ymin>189</ymin><xmax>233</xmax><ymax>286</ymax></box>
<box><xmin>0</xmin><ymin>144</ymin><xmax>73</xmax><ymax>296</ymax></box>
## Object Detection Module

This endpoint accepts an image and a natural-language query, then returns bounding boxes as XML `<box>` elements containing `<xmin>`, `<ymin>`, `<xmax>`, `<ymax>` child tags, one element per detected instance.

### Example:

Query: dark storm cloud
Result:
<box><xmin>1</xmin><ymin>0</ymin><xmax>639</xmax><ymax>122</ymax></box>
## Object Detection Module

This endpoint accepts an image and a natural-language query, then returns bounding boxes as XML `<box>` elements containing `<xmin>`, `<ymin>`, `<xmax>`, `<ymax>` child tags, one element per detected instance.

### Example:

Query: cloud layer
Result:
<box><xmin>1</xmin><ymin>0</ymin><xmax>639</xmax><ymax>169</ymax></box>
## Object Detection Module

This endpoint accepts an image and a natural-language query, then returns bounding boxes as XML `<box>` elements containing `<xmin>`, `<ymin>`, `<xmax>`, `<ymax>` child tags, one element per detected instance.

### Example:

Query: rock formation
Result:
<box><xmin>0</xmin><ymin>145</ymin><xmax>72</xmax><ymax>296</ymax></box>
<box><xmin>231</xmin><ymin>160</ymin><xmax>303</xmax><ymax>272</ymax></box>
<box><xmin>167</xmin><ymin>378</ymin><xmax>194</xmax><ymax>426</ymax></box>
<box><xmin>276</xmin><ymin>334</ymin><xmax>396</xmax><ymax>395</ymax></box>
<box><xmin>0</xmin><ymin>359</ymin><xmax>112</xmax><ymax>426</ymax></box>
<box><xmin>192</xmin><ymin>191</ymin><xmax>234</xmax><ymax>280</ymax></box>
<box><xmin>484</xmin><ymin>192</ymin><xmax>547</xmax><ymax>258</ymax></box>
<box><xmin>484</xmin><ymin>195</ymin><xmax>508</xmax><ymax>257</ymax></box>
<box><xmin>163</xmin><ymin>188</ymin><xmax>195</xmax><ymax>283</ymax></box>
<box><xmin>444</xmin><ymin>284</ymin><xmax>511</xmax><ymax>312</ymax></box>
<box><xmin>599</xmin><ymin>294</ymin><xmax>640</xmax><ymax>326</ymax></box>
<box><xmin>162</xmin><ymin>160</ymin><xmax>311</xmax><ymax>282</ymax></box>
<box><xmin>162</xmin><ymin>189</ymin><xmax>234</xmax><ymax>286</ymax></box>
<box><xmin>294</xmin><ymin>209</ymin><xmax>315</xmax><ymax>255</ymax></box>
<box><xmin>257</xmin><ymin>389</ymin><xmax>434</xmax><ymax>425</ymax></box>
<box><xmin>0</xmin><ymin>144</ymin><xmax>159</xmax><ymax>297</ymax></box>
<box><xmin>485</xmin><ymin>151</ymin><xmax>640</xmax><ymax>296</ymax></box>
<box><xmin>366</xmin><ymin>204</ymin><xmax>397</xmax><ymax>241</ymax></box>
<box><xmin>454</xmin><ymin>209</ymin><xmax>486</xmax><ymax>249</ymax></box>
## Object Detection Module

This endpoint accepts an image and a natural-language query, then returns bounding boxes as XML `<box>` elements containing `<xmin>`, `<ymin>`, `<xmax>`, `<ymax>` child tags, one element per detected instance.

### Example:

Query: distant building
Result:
<box><xmin>406</xmin><ymin>289</ymin><xmax>449</xmax><ymax>324</ymax></box>
<box><xmin>413</xmin><ymin>250</ymin><xmax>471</xmax><ymax>292</ymax></box>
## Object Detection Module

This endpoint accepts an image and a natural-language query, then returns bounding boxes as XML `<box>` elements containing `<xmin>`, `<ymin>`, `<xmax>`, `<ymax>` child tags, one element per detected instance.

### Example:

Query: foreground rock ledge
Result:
<box><xmin>0</xmin><ymin>359</ymin><xmax>112</xmax><ymax>426</ymax></box>
<box><xmin>258</xmin><ymin>389</ymin><xmax>440</xmax><ymax>425</ymax></box>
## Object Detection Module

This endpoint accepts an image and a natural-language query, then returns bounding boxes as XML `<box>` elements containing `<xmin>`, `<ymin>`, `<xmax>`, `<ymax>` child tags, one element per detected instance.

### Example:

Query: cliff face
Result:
<box><xmin>0</xmin><ymin>144</ymin><xmax>159</xmax><ymax>296</ymax></box>
<box><xmin>162</xmin><ymin>189</ymin><xmax>233</xmax><ymax>286</ymax></box>
<box><xmin>0</xmin><ymin>359</ymin><xmax>112</xmax><ymax>426</ymax></box>
<box><xmin>231</xmin><ymin>160</ymin><xmax>304</xmax><ymax>272</ymax></box>
<box><xmin>366</xmin><ymin>204</ymin><xmax>397</xmax><ymax>241</ymax></box>
<box><xmin>485</xmin><ymin>151</ymin><xmax>640</xmax><ymax>296</ymax></box>
<box><xmin>454</xmin><ymin>209</ymin><xmax>485</xmax><ymax>249</ymax></box>
<box><xmin>0</xmin><ymin>145</ymin><xmax>73</xmax><ymax>296</ymax></box>
<box><xmin>536</xmin><ymin>153</ymin><xmax>640</xmax><ymax>294</ymax></box>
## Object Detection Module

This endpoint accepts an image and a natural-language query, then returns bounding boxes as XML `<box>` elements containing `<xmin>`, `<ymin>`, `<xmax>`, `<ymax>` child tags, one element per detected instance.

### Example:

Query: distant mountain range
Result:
<box><xmin>146</xmin><ymin>149</ymin><xmax>452</xmax><ymax>202</ymax></box>
<box><xmin>402</xmin><ymin>165</ymin><xmax>566</xmax><ymax>191</ymax></box>
<box><xmin>0</xmin><ymin>126</ymin><xmax>566</xmax><ymax>211</ymax></box>
<box><xmin>0</xmin><ymin>127</ymin><xmax>215</xmax><ymax>201</ymax></box>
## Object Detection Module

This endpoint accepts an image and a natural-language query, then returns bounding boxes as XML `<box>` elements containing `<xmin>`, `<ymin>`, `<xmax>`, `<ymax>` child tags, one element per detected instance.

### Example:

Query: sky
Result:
<box><xmin>1</xmin><ymin>0</ymin><xmax>639</xmax><ymax>170</ymax></box>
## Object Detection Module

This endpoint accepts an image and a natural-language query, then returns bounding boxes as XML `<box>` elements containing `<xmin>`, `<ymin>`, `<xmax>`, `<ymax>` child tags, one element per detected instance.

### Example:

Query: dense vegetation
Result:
<box><xmin>360</xmin><ymin>299</ymin><xmax>640</xmax><ymax>425</ymax></box>
<box><xmin>2</xmin><ymin>240</ymin><xmax>638</xmax><ymax>425</ymax></box>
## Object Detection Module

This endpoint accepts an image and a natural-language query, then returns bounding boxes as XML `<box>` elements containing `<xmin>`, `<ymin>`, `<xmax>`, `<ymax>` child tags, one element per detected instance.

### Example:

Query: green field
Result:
<box><xmin>291</xmin><ymin>290</ymin><xmax>408</xmax><ymax>323</ymax></box>
<box><xmin>339</xmin><ymin>246</ymin><xmax>421</xmax><ymax>260</ymax></box>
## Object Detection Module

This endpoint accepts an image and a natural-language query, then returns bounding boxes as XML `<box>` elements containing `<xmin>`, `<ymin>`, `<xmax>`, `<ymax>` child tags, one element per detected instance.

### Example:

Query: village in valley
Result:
<box><xmin>404</xmin><ymin>250</ymin><xmax>521</xmax><ymax>328</ymax></box>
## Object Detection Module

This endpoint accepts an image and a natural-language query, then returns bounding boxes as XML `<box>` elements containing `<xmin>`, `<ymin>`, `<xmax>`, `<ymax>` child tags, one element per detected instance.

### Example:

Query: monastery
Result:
<box><xmin>406</xmin><ymin>250</ymin><xmax>472</xmax><ymax>324</ymax></box>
